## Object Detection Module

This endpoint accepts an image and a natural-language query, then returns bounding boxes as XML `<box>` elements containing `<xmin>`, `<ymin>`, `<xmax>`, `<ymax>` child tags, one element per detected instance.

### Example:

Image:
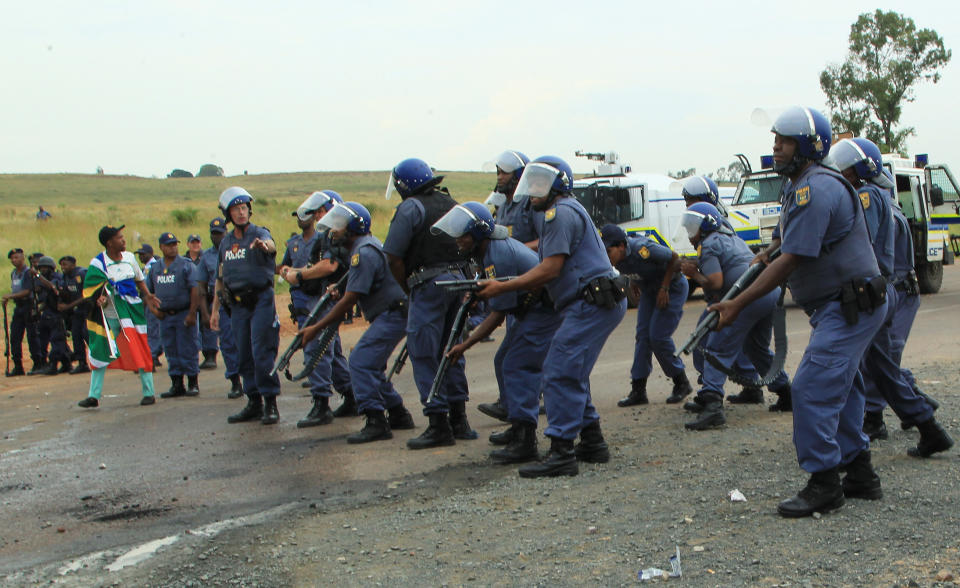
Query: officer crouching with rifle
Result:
<box><xmin>298</xmin><ymin>202</ymin><xmax>416</xmax><ymax>444</ymax></box>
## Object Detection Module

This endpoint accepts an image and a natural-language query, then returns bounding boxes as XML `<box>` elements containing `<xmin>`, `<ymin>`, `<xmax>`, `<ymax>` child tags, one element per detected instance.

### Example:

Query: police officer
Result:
<box><xmin>827</xmin><ymin>139</ymin><xmax>953</xmax><ymax>456</ymax></box>
<box><xmin>680</xmin><ymin>176</ymin><xmax>783</xmax><ymax>408</ymax></box>
<box><xmin>186</xmin><ymin>234</ymin><xmax>218</xmax><ymax>371</ymax></box>
<box><xmin>435</xmin><ymin>202</ymin><xmax>559</xmax><ymax>464</ymax></box>
<box><xmin>57</xmin><ymin>256</ymin><xmax>91</xmax><ymax>374</ymax></box>
<box><xmin>677</xmin><ymin>203</ymin><xmax>792</xmax><ymax>430</ymax></box>
<box><xmin>478</xmin><ymin>156</ymin><xmax>627</xmax><ymax>478</ymax></box>
<box><xmin>34</xmin><ymin>256</ymin><xmax>72</xmax><ymax>375</ymax></box>
<box><xmin>136</xmin><ymin>244</ymin><xmax>164</xmax><ymax>368</ymax></box>
<box><xmin>299</xmin><ymin>202</ymin><xmax>417</xmax><ymax>443</ymax></box>
<box><xmin>210</xmin><ymin>187</ymin><xmax>282</xmax><ymax>425</ymax></box>
<box><xmin>3</xmin><ymin>248</ymin><xmax>41</xmax><ymax>376</ymax></box>
<box><xmin>710</xmin><ymin>106</ymin><xmax>888</xmax><ymax>517</ymax></box>
<box><xmin>383</xmin><ymin>158</ymin><xmax>476</xmax><ymax>449</ymax></box>
<box><xmin>148</xmin><ymin>232</ymin><xmax>201</xmax><ymax>398</ymax></box>
<box><xmin>278</xmin><ymin>191</ymin><xmax>356</xmax><ymax>427</ymax></box>
<box><xmin>600</xmin><ymin>224</ymin><xmax>692</xmax><ymax>406</ymax></box>
<box><xmin>196</xmin><ymin>217</ymin><xmax>243</xmax><ymax>398</ymax></box>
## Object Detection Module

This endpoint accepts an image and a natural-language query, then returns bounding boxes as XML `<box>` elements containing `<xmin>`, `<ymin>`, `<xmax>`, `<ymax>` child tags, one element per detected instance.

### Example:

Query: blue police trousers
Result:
<box><xmin>293</xmin><ymin>294</ymin><xmax>353</xmax><ymax>399</ymax></box>
<box><xmin>632</xmin><ymin>278</ymin><xmax>687</xmax><ymax>380</ymax></box>
<box><xmin>543</xmin><ymin>297</ymin><xmax>627</xmax><ymax>440</ymax></box>
<box><xmin>218</xmin><ymin>305</ymin><xmax>240</xmax><ymax>379</ymax></box>
<box><xmin>160</xmin><ymin>309</ymin><xmax>200</xmax><ymax>377</ymax></box>
<box><xmin>146</xmin><ymin>309</ymin><xmax>162</xmax><ymax>358</ymax></box>
<box><xmin>349</xmin><ymin>308</ymin><xmax>407</xmax><ymax>413</ymax></box>
<box><xmin>498</xmin><ymin>308</ymin><xmax>559</xmax><ymax>426</ymax></box>
<box><xmin>792</xmin><ymin>299</ymin><xmax>886</xmax><ymax>473</ymax></box>
<box><xmin>230</xmin><ymin>288</ymin><xmax>281</xmax><ymax>398</ymax></box>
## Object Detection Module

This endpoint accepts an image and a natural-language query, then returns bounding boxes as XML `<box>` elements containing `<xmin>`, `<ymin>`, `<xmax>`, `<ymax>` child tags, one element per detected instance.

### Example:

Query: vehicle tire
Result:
<box><xmin>917</xmin><ymin>260</ymin><xmax>943</xmax><ymax>294</ymax></box>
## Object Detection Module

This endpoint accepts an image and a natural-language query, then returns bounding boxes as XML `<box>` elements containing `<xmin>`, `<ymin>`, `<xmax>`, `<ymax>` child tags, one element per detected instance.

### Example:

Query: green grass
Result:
<box><xmin>0</xmin><ymin>171</ymin><xmax>494</xmax><ymax>292</ymax></box>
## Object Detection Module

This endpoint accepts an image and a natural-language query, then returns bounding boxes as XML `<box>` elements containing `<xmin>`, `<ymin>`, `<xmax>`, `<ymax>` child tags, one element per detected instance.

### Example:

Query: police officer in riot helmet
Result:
<box><xmin>210</xmin><ymin>187</ymin><xmax>283</xmax><ymax>425</ymax></box>
<box><xmin>711</xmin><ymin>106</ymin><xmax>889</xmax><ymax>517</ymax></box>
<box><xmin>485</xmin><ymin>150</ymin><xmax>538</xmax><ymax>251</ymax></box>
<box><xmin>383</xmin><ymin>158</ymin><xmax>477</xmax><ymax>449</ymax></box>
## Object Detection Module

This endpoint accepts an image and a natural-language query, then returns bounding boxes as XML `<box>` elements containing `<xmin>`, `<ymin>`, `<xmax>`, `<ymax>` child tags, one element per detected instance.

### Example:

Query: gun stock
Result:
<box><xmin>426</xmin><ymin>292</ymin><xmax>476</xmax><ymax>404</ymax></box>
<box><xmin>269</xmin><ymin>273</ymin><xmax>349</xmax><ymax>377</ymax></box>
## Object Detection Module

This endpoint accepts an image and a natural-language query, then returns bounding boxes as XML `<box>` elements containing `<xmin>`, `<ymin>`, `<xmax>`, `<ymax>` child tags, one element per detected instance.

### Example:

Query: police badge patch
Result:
<box><xmin>485</xmin><ymin>264</ymin><xmax>496</xmax><ymax>279</ymax></box>
<box><xmin>639</xmin><ymin>246</ymin><xmax>650</xmax><ymax>259</ymax></box>
<box><xmin>545</xmin><ymin>208</ymin><xmax>557</xmax><ymax>222</ymax></box>
<box><xmin>859</xmin><ymin>191</ymin><xmax>871</xmax><ymax>209</ymax></box>
<box><xmin>795</xmin><ymin>186</ymin><xmax>811</xmax><ymax>207</ymax></box>
<box><xmin>351</xmin><ymin>254</ymin><xmax>360</xmax><ymax>267</ymax></box>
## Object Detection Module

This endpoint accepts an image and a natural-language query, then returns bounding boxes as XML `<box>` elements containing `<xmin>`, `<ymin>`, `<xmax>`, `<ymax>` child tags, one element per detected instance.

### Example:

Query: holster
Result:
<box><xmin>838</xmin><ymin>276</ymin><xmax>886</xmax><ymax>326</ymax></box>
<box><xmin>217</xmin><ymin>289</ymin><xmax>232</xmax><ymax>317</ymax></box>
<box><xmin>894</xmin><ymin>270</ymin><xmax>920</xmax><ymax>296</ymax></box>
<box><xmin>581</xmin><ymin>276</ymin><xmax>626</xmax><ymax>309</ymax></box>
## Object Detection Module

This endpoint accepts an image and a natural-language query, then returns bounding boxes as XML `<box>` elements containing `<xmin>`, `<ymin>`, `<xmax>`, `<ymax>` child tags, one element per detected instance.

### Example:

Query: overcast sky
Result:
<box><xmin>3</xmin><ymin>1</ymin><xmax>959</xmax><ymax>178</ymax></box>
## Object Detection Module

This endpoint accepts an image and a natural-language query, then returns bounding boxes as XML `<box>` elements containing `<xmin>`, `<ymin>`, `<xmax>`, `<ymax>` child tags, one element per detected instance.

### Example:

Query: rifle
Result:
<box><xmin>434</xmin><ymin>276</ymin><xmax>516</xmax><ymax>292</ymax></box>
<box><xmin>3</xmin><ymin>304</ymin><xmax>9</xmax><ymax>374</ymax></box>
<box><xmin>425</xmin><ymin>292</ymin><xmax>476</xmax><ymax>405</ymax></box>
<box><xmin>676</xmin><ymin>246</ymin><xmax>782</xmax><ymax>358</ymax></box>
<box><xmin>288</xmin><ymin>322</ymin><xmax>341</xmax><ymax>381</ymax></box>
<box><xmin>270</xmin><ymin>273</ymin><xmax>349</xmax><ymax>378</ymax></box>
<box><xmin>386</xmin><ymin>341</ymin><xmax>408</xmax><ymax>383</ymax></box>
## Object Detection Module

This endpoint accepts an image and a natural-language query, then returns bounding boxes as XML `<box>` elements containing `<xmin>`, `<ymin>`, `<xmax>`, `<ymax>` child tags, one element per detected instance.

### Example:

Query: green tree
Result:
<box><xmin>820</xmin><ymin>10</ymin><xmax>950</xmax><ymax>152</ymax></box>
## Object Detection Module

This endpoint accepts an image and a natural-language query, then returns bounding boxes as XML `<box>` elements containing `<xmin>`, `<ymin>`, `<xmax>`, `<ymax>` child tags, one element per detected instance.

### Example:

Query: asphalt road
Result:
<box><xmin>2</xmin><ymin>269</ymin><xmax>959</xmax><ymax>580</ymax></box>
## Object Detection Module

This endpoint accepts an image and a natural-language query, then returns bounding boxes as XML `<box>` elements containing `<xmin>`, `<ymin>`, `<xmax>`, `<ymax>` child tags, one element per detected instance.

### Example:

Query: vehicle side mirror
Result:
<box><xmin>930</xmin><ymin>185</ymin><xmax>944</xmax><ymax>207</ymax></box>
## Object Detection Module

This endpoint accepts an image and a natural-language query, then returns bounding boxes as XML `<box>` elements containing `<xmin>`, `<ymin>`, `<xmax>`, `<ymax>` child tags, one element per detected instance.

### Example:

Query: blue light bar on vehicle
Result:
<box><xmin>915</xmin><ymin>153</ymin><xmax>929</xmax><ymax>168</ymax></box>
<box><xmin>760</xmin><ymin>155</ymin><xmax>774</xmax><ymax>169</ymax></box>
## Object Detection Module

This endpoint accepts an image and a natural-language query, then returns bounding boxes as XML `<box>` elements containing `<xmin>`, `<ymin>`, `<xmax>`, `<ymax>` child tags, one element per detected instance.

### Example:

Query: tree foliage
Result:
<box><xmin>820</xmin><ymin>10</ymin><xmax>951</xmax><ymax>153</ymax></box>
<box><xmin>197</xmin><ymin>164</ymin><xmax>224</xmax><ymax>177</ymax></box>
<box><xmin>707</xmin><ymin>161</ymin><xmax>745</xmax><ymax>183</ymax></box>
<box><xmin>667</xmin><ymin>167</ymin><xmax>696</xmax><ymax>179</ymax></box>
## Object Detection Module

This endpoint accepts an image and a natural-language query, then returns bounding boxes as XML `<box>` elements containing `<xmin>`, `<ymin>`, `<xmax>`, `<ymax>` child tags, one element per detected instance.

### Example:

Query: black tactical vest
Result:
<box><xmin>404</xmin><ymin>188</ymin><xmax>462</xmax><ymax>273</ymax></box>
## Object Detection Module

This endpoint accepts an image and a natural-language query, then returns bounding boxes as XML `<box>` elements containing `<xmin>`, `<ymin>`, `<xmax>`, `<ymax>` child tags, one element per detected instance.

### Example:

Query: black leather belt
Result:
<box><xmin>161</xmin><ymin>307</ymin><xmax>189</xmax><ymax>316</ymax></box>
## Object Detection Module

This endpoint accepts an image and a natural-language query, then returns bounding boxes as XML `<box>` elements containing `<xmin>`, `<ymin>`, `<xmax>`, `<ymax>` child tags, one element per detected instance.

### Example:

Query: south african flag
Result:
<box><xmin>83</xmin><ymin>252</ymin><xmax>153</xmax><ymax>371</ymax></box>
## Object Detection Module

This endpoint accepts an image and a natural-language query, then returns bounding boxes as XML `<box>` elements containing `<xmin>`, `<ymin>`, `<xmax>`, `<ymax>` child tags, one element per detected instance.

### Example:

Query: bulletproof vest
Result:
<box><xmin>542</xmin><ymin>197</ymin><xmax>616</xmax><ymax>310</ymax></box>
<box><xmin>152</xmin><ymin>256</ymin><xmax>192</xmax><ymax>310</ymax></box>
<box><xmin>219</xmin><ymin>224</ymin><xmax>275</xmax><ymax>291</ymax></box>
<box><xmin>306</xmin><ymin>229</ymin><xmax>349</xmax><ymax>295</ymax></box>
<box><xmin>892</xmin><ymin>204</ymin><xmax>915</xmax><ymax>279</ymax></box>
<box><xmin>10</xmin><ymin>268</ymin><xmax>34</xmax><ymax>307</ymax></box>
<box><xmin>496</xmin><ymin>199</ymin><xmax>537</xmax><ymax>243</ymax></box>
<box><xmin>403</xmin><ymin>188</ymin><xmax>462</xmax><ymax>273</ymax></box>
<box><xmin>59</xmin><ymin>269</ymin><xmax>86</xmax><ymax>304</ymax></box>
<box><xmin>862</xmin><ymin>184</ymin><xmax>895</xmax><ymax>278</ymax></box>
<box><xmin>351</xmin><ymin>235</ymin><xmax>406</xmax><ymax>322</ymax></box>
<box><xmin>785</xmin><ymin>167</ymin><xmax>880</xmax><ymax>310</ymax></box>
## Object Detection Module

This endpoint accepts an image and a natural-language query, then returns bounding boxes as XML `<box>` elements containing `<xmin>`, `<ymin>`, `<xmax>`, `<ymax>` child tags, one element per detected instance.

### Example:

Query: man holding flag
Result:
<box><xmin>77</xmin><ymin>225</ymin><xmax>161</xmax><ymax>408</ymax></box>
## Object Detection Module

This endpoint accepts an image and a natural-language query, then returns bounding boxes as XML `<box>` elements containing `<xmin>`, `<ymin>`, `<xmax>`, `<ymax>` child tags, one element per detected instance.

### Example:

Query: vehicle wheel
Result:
<box><xmin>917</xmin><ymin>260</ymin><xmax>943</xmax><ymax>294</ymax></box>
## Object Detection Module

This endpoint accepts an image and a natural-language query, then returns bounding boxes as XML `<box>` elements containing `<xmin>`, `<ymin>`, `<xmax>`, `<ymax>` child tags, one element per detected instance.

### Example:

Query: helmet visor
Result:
<box><xmin>485</xmin><ymin>191</ymin><xmax>507</xmax><ymax>208</ymax></box>
<box><xmin>482</xmin><ymin>150</ymin><xmax>527</xmax><ymax>174</ymax></box>
<box><xmin>872</xmin><ymin>168</ymin><xmax>894</xmax><ymax>189</ymax></box>
<box><xmin>678</xmin><ymin>209</ymin><xmax>707</xmax><ymax>241</ymax></box>
<box><xmin>430</xmin><ymin>205</ymin><xmax>480</xmax><ymax>238</ymax></box>
<box><xmin>513</xmin><ymin>162</ymin><xmax>561</xmax><ymax>203</ymax></box>
<box><xmin>317</xmin><ymin>203</ymin><xmax>358</xmax><ymax>232</ymax></box>
<box><xmin>822</xmin><ymin>139</ymin><xmax>861</xmax><ymax>173</ymax></box>
<box><xmin>295</xmin><ymin>192</ymin><xmax>332</xmax><ymax>221</ymax></box>
<box><xmin>385</xmin><ymin>173</ymin><xmax>399</xmax><ymax>200</ymax></box>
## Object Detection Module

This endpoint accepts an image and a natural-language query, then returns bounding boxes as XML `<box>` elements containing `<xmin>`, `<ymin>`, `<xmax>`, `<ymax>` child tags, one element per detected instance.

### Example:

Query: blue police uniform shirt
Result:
<box><xmin>39</xmin><ymin>272</ymin><xmax>63</xmax><ymax>316</ymax></box>
<box><xmin>281</xmin><ymin>232</ymin><xmax>319</xmax><ymax>291</ymax></box>
<box><xmin>10</xmin><ymin>267</ymin><xmax>35</xmax><ymax>305</ymax></box>
<box><xmin>382</xmin><ymin>198</ymin><xmax>425</xmax><ymax>259</ymax></box>
<box><xmin>613</xmin><ymin>235</ymin><xmax>675</xmax><ymax>289</ymax></box>
<box><xmin>891</xmin><ymin>200</ymin><xmax>914</xmax><ymax>279</ymax></box>
<box><xmin>482</xmin><ymin>237</ymin><xmax>540</xmax><ymax>312</ymax></box>
<box><xmin>495</xmin><ymin>200</ymin><xmax>538</xmax><ymax>244</ymax></box>
<box><xmin>195</xmin><ymin>246</ymin><xmax>220</xmax><ymax>291</ymax></box>
<box><xmin>148</xmin><ymin>255</ymin><xmax>198</xmax><ymax>310</ymax></box>
<box><xmin>536</xmin><ymin>197</ymin><xmax>615</xmax><ymax>310</ymax></box>
<box><xmin>218</xmin><ymin>224</ymin><xmax>276</xmax><ymax>291</ymax></box>
<box><xmin>697</xmin><ymin>231</ymin><xmax>754</xmax><ymax>303</ymax></box>
<box><xmin>859</xmin><ymin>183</ymin><xmax>895</xmax><ymax>278</ymax></box>
<box><xmin>59</xmin><ymin>267</ymin><xmax>87</xmax><ymax>304</ymax></box>
<box><xmin>779</xmin><ymin>164</ymin><xmax>880</xmax><ymax>309</ymax></box>
<box><xmin>345</xmin><ymin>235</ymin><xmax>406</xmax><ymax>321</ymax></box>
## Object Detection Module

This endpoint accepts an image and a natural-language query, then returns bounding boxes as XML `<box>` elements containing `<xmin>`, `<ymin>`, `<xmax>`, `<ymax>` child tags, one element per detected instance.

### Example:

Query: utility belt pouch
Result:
<box><xmin>839</xmin><ymin>281</ymin><xmax>860</xmax><ymax>326</ymax></box>
<box><xmin>287</xmin><ymin>302</ymin><xmax>298</xmax><ymax>323</ymax></box>
<box><xmin>582</xmin><ymin>277</ymin><xmax>626</xmax><ymax>309</ymax></box>
<box><xmin>229</xmin><ymin>286</ymin><xmax>263</xmax><ymax>310</ymax></box>
<box><xmin>865</xmin><ymin>276</ymin><xmax>887</xmax><ymax>309</ymax></box>
<box><xmin>387</xmin><ymin>299</ymin><xmax>408</xmax><ymax>317</ymax></box>
<box><xmin>217</xmin><ymin>289</ymin><xmax>233</xmax><ymax>317</ymax></box>
<box><xmin>904</xmin><ymin>270</ymin><xmax>920</xmax><ymax>296</ymax></box>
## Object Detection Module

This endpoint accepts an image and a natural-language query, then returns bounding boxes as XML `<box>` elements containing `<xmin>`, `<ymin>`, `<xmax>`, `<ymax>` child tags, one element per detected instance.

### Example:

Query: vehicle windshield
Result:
<box><xmin>734</xmin><ymin>175</ymin><xmax>785</xmax><ymax>205</ymax></box>
<box><xmin>573</xmin><ymin>185</ymin><xmax>635</xmax><ymax>226</ymax></box>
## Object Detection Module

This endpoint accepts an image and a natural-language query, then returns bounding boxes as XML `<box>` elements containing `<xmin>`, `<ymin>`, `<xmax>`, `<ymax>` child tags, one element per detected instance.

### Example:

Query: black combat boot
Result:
<box><xmin>227</xmin><ymin>374</ymin><xmax>244</xmax><ymax>399</ymax></box>
<box><xmin>727</xmin><ymin>385</ymin><xmax>763</xmax><ymax>404</ymax></box>
<box><xmin>297</xmin><ymin>395</ymin><xmax>334</xmax><ymax>428</ymax></box>
<box><xmin>685</xmin><ymin>393</ymin><xmax>726</xmax><ymax>430</ymax></box>
<box><xmin>490</xmin><ymin>421</ymin><xmax>538</xmax><ymax>464</ymax></box>
<box><xmin>38</xmin><ymin>361</ymin><xmax>59</xmax><ymax>375</ymax></box>
<box><xmin>574</xmin><ymin>421</ymin><xmax>610</xmax><ymax>463</ymax></box>
<box><xmin>69</xmin><ymin>362</ymin><xmax>90</xmax><ymax>375</ymax></box>
<box><xmin>58</xmin><ymin>360</ymin><xmax>73</xmax><ymax>374</ymax></box>
<box><xmin>518</xmin><ymin>437</ymin><xmax>578</xmax><ymax>478</ymax></box>
<box><xmin>489</xmin><ymin>423</ymin><xmax>518</xmax><ymax>446</ymax></box>
<box><xmin>449</xmin><ymin>400</ymin><xmax>478</xmax><ymax>440</ymax></box>
<box><xmin>28</xmin><ymin>360</ymin><xmax>46</xmax><ymax>376</ymax></box>
<box><xmin>161</xmin><ymin>375</ymin><xmax>187</xmax><ymax>398</ymax></box>
<box><xmin>228</xmin><ymin>395</ymin><xmax>263</xmax><ymax>423</ymax></box>
<box><xmin>618</xmin><ymin>378</ymin><xmax>648</xmax><ymax>407</ymax></box>
<box><xmin>477</xmin><ymin>398</ymin><xmax>509</xmax><ymax>422</ymax></box>
<box><xmin>901</xmin><ymin>388</ymin><xmax>941</xmax><ymax>430</ymax></box>
<box><xmin>407</xmin><ymin>413</ymin><xmax>456</xmax><ymax>450</ymax></box>
<box><xmin>776</xmin><ymin>467</ymin><xmax>845</xmax><ymax>518</ymax></box>
<box><xmin>665</xmin><ymin>372</ymin><xmax>692</xmax><ymax>404</ymax></box>
<box><xmin>683</xmin><ymin>395</ymin><xmax>706</xmax><ymax>413</ymax></box>
<box><xmin>6</xmin><ymin>361</ymin><xmax>25</xmax><ymax>377</ymax></box>
<box><xmin>331</xmin><ymin>390</ymin><xmax>358</xmax><ymax>418</ymax></box>
<box><xmin>769</xmin><ymin>384</ymin><xmax>792</xmax><ymax>412</ymax></box>
<box><xmin>386</xmin><ymin>404</ymin><xmax>416</xmax><ymax>430</ymax></box>
<box><xmin>907</xmin><ymin>417</ymin><xmax>954</xmax><ymax>458</ymax></box>
<box><xmin>841</xmin><ymin>449</ymin><xmax>883</xmax><ymax>500</ymax></box>
<box><xmin>199</xmin><ymin>351</ymin><xmax>218</xmax><ymax>370</ymax></box>
<box><xmin>261</xmin><ymin>395</ymin><xmax>280</xmax><ymax>425</ymax></box>
<box><xmin>862</xmin><ymin>410</ymin><xmax>888</xmax><ymax>441</ymax></box>
<box><xmin>347</xmin><ymin>410</ymin><xmax>393</xmax><ymax>444</ymax></box>
<box><xmin>185</xmin><ymin>375</ymin><xmax>200</xmax><ymax>396</ymax></box>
